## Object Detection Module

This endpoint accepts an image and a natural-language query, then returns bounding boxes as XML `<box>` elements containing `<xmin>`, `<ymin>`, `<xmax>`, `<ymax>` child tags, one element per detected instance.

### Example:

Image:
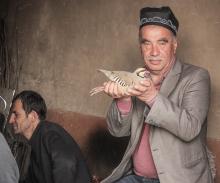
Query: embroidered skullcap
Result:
<box><xmin>140</xmin><ymin>6</ymin><xmax>179</xmax><ymax>36</ymax></box>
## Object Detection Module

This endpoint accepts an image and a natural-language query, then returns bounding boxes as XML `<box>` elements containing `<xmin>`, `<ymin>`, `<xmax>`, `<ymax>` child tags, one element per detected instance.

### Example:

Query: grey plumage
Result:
<box><xmin>90</xmin><ymin>67</ymin><xmax>150</xmax><ymax>96</ymax></box>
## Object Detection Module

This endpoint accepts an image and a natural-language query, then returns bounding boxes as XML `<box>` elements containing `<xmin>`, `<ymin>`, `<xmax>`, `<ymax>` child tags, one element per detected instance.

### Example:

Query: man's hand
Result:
<box><xmin>102</xmin><ymin>78</ymin><xmax>158</xmax><ymax>105</ymax></box>
<box><xmin>127</xmin><ymin>78</ymin><xmax>158</xmax><ymax>104</ymax></box>
<box><xmin>103</xmin><ymin>81</ymin><xmax>131</xmax><ymax>99</ymax></box>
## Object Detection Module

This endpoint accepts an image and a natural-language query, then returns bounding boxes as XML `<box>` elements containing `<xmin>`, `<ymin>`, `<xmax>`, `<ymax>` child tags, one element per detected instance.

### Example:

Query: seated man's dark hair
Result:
<box><xmin>12</xmin><ymin>90</ymin><xmax>47</xmax><ymax>121</ymax></box>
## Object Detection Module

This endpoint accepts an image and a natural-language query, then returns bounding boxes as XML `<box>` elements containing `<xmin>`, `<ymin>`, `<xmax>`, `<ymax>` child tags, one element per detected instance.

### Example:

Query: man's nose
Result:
<box><xmin>8</xmin><ymin>114</ymin><xmax>15</xmax><ymax>124</ymax></box>
<box><xmin>150</xmin><ymin>45</ymin><xmax>160</xmax><ymax>56</ymax></box>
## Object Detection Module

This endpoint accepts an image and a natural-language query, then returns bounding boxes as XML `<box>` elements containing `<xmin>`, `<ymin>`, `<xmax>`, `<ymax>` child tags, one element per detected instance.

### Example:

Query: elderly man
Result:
<box><xmin>9</xmin><ymin>90</ymin><xmax>91</xmax><ymax>183</ymax></box>
<box><xmin>101</xmin><ymin>6</ymin><xmax>214</xmax><ymax>183</ymax></box>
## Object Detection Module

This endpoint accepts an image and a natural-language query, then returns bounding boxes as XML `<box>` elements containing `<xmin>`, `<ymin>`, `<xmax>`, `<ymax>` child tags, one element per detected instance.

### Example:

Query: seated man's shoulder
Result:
<box><xmin>40</xmin><ymin>121</ymin><xmax>64</xmax><ymax>132</ymax></box>
<box><xmin>40</xmin><ymin>121</ymin><xmax>75</xmax><ymax>143</ymax></box>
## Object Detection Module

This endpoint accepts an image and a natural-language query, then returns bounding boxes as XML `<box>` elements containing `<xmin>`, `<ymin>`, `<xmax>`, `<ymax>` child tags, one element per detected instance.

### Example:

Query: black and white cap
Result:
<box><xmin>140</xmin><ymin>6</ymin><xmax>179</xmax><ymax>36</ymax></box>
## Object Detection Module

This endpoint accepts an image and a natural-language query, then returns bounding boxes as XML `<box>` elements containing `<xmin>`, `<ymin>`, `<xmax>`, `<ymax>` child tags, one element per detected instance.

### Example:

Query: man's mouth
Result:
<box><xmin>13</xmin><ymin>125</ymin><xmax>18</xmax><ymax>131</ymax></box>
<box><xmin>149</xmin><ymin>59</ymin><xmax>161</xmax><ymax>65</ymax></box>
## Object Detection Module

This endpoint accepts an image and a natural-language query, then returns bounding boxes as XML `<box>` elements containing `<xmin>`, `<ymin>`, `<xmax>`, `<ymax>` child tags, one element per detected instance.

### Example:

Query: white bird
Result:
<box><xmin>90</xmin><ymin>67</ymin><xmax>151</xmax><ymax>96</ymax></box>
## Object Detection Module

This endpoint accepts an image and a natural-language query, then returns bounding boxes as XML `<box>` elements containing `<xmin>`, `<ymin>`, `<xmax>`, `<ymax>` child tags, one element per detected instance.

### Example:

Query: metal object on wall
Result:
<box><xmin>0</xmin><ymin>87</ymin><xmax>15</xmax><ymax>131</ymax></box>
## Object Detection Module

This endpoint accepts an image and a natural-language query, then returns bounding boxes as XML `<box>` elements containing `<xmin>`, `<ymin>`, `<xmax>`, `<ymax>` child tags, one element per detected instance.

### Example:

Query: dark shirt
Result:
<box><xmin>25</xmin><ymin>121</ymin><xmax>91</xmax><ymax>183</ymax></box>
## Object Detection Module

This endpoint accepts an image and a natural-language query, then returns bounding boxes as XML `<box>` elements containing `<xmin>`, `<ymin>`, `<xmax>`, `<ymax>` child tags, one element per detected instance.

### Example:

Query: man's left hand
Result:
<box><xmin>127</xmin><ymin>78</ymin><xmax>158</xmax><ymax>105</ymax></box>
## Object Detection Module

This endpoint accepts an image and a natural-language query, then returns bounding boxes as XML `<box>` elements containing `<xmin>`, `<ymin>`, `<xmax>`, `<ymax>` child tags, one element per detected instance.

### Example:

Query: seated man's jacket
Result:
<box><xmin>25</xmin><ymin>121</ymin><xmax>91</xmax><ymax>183</ymax></box>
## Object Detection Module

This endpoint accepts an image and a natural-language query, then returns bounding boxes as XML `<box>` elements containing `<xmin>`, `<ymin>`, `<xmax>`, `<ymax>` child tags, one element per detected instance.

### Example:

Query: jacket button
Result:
<box><xmin>149</xmin><ymin>119</ymin><xmax>154</xmax><ymax>123</ymax></box>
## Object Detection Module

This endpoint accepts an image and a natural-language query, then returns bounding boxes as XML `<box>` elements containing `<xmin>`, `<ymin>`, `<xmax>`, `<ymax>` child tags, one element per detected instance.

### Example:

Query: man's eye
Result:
<box><xmin>159</xmin><ymin>41</ymin><xmax>166</xmax><ymax>45</ymax></box>
<box><xmin>141</xmin><ymin>41</ymin><xmax>150</xmax><ymax>45</ymax></box>
<box><xmin>159</xmin><ymin>39</ymin><xmax>168</xmax><ymax>45</ymax></box>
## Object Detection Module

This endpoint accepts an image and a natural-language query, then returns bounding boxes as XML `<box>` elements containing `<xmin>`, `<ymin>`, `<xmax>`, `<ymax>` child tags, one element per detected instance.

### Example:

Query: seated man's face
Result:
<box><xmin>9</xmin><ymin>99</ymin><xmax>32</xmax><ymax>136</ymax></box>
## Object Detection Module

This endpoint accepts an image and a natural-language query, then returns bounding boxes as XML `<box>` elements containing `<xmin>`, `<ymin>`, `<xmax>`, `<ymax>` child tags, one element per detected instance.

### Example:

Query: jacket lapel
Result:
<box><xmin>159</xmin><ymin>59</ymin><xmax>182</xmax><ymax>97</ymax></box>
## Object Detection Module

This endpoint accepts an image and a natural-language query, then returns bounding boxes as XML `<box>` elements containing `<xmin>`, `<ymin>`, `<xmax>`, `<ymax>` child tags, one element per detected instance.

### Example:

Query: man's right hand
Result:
<box><xmin>103</xmin><ymin>81</ymin><xmax>131</xmax><ymax>100</ymax></box>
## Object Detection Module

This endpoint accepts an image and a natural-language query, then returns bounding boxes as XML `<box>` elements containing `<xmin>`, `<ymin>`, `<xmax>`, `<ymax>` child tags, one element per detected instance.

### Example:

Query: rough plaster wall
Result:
<box><xmin>6</xmin><ymin>0</ymin><xmax>220</xmax><ymax>139</ymax></box>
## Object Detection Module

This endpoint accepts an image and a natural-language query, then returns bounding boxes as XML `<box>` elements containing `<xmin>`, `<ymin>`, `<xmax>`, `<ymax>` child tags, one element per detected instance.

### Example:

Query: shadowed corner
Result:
<box><xmin>0</xmin><ymin>112</ymin><xmax>5</xmax><ymax>132</ymax></box>
<box><xmin>86</xmin><ymin>129</ymin><xmax>130</xmax><ymax>181</ymax></box>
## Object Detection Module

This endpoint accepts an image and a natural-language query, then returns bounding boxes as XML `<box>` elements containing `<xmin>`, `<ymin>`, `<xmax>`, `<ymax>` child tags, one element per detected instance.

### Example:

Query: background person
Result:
<box><xmin>9</xmin><ymin>90</ymin><xmax>91</xmax><ymax>183</ymax></box>
<box><xmin>0</xmin><ymin>112</ymin><xmax>19</xmax><ymax>183</ymax></box>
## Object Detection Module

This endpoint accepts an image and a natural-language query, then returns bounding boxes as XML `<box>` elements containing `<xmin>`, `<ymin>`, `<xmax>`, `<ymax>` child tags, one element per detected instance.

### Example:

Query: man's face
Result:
<box><xmin>139</xmin><ymin>25</ymin><xmax>177</xmax><ymax>75</ymax></box>
<box><xmin>9</xmin><ymin>99</ymin><xmax>32</xmax><ymax>136</ymax></box>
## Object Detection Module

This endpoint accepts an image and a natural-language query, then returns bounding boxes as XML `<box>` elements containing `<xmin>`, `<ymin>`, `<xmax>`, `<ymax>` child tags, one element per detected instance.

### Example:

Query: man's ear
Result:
<box><xmin>173</xmin><ymin>38</ymin><xmax>178</xmax><ymax>54</ymax></box>
<box><xmin>28</xmin><ymin>111</ymin><xmax>39</xmax><ymax>122</ymax></box>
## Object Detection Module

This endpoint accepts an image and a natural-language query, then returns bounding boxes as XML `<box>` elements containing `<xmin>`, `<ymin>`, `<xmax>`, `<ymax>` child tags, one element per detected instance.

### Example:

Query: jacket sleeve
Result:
<box><xmin>44</xmin><ymin>131</ymin><xmax>77</xmax><ymax>183</ymax></box>
<box><xmin>106</xmin><ymin>99</ymin><xmax>133</xmax><ymax>137</ymax></box>
<box><xmin>146</xmin><ymin>69</ymin><xmax>211</xmax><ymax>142</ymax></box>
<box><xmin>0</xmin><ymin>133</ymin><xmax>20</xmax><ymax>183</ymax></box>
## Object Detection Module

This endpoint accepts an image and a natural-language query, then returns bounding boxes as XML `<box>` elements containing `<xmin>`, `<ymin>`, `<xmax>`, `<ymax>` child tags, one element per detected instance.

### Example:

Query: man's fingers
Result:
<box><xmin>131</xmin><ymin>80</ymin><xmax>151</xmax><ymax>93</ymax></box>
<box><xmin>126</xmin><ymin>79</ymin><xmax>153</xmax><ymax>96</ymax></box>
<box><xmin>127</xmin><ymin>87</ymin><xmax>142</xmax><ymax>96</ymax></box>
<box><xmin>139</xmin><ymin>79</ymin><xmax>152</xmax><ymax>87</ymax></box>
<box><xmin>103</xmin><ymin>81</ymin><xmax>111</xmax><ymax>93</ymax></box>
<box><xmin>103</xmin><ymin>81</ymin><xmax>121</xmax><ymax>98</ymax></box>
<box><xmin>103</xmin><ymin>81</ymin><xmax>133</xmax><ymax>98</ymax></box>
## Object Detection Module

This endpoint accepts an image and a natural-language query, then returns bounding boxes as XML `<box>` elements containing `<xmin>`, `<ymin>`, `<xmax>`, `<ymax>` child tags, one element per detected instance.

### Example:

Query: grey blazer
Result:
<box><xmin>0</xmin><ymin>133</ymin><xmax>19</xmax><ymax>183</ymax></box>
<box><xmin>102</xmin><ymin>59</ymin><xmax>214</xmax><ymax>183</ymax></box>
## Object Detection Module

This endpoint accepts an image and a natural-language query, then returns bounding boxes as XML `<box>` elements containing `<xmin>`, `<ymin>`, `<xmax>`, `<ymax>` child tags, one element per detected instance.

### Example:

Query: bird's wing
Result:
<box><xmin>98</xmin><ymin>69</ymin><xmax>134</xmax><ymax>87</ymax></box>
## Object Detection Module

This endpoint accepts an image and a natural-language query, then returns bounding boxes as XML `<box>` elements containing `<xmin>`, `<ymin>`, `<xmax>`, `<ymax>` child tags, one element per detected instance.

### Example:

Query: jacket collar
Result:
<box><xmin>159</xmin><ymin>58</ymin><xmax>182</xmax><ymax>97</ymax></box>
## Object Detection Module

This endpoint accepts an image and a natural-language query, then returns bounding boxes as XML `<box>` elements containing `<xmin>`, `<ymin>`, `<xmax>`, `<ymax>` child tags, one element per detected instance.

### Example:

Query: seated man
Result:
<box><xmin>0</xmin><ymin>112</ymin><xmax>19</xmax><ymax>183</ymax></box>
<box><xmin>9</xmin><ymin>90</ymin><xmax>91</xmax><ymax>183</ymax></box>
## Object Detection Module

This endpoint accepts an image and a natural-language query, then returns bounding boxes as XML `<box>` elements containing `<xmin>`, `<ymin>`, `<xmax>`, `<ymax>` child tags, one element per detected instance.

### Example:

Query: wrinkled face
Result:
<box><xmin>139</xmin><ymin>25</ymin><xmax>177</xmax><ymax>75</ymax></box>
<box><xmin>9</xmin><ymin>99</ymin><xmax>32</xmax><ymax>136</ymax></box>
